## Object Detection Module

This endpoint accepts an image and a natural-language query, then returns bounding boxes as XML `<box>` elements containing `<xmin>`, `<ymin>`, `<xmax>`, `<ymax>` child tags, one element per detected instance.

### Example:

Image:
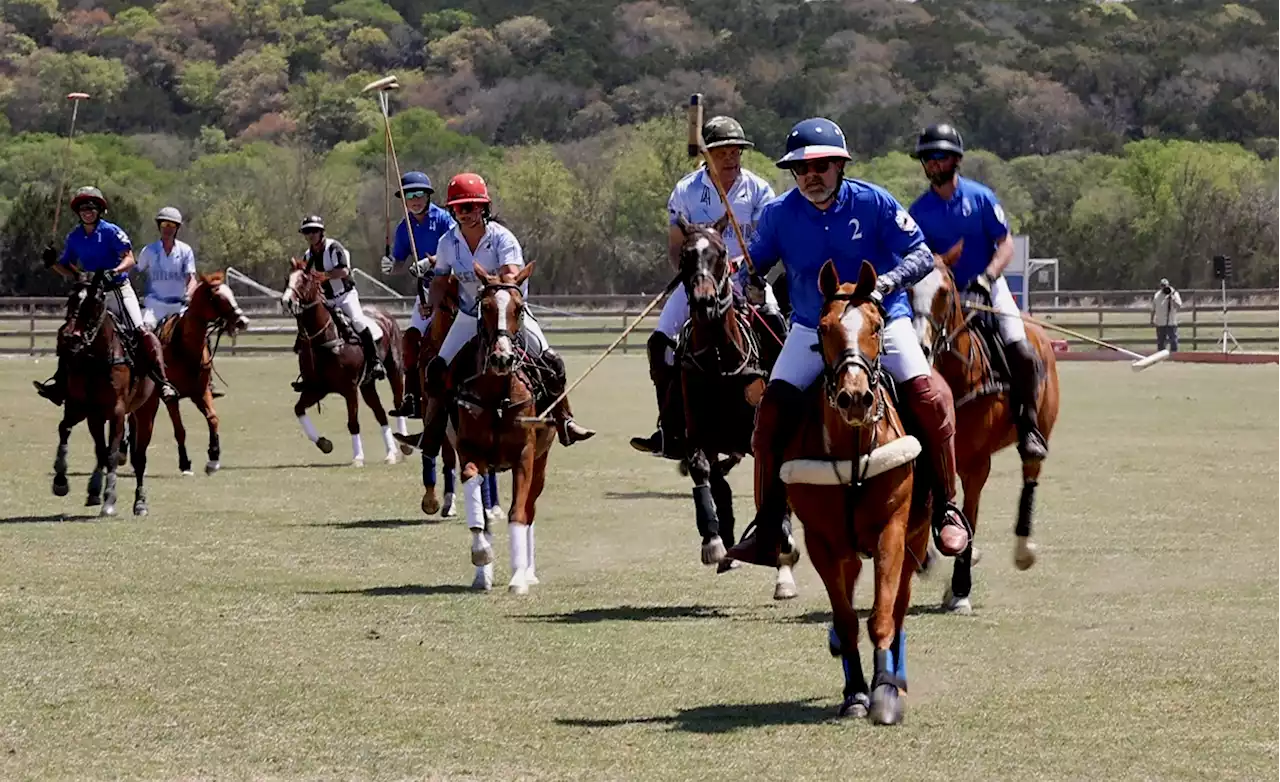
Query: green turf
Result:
<box><xmin>0</xmin><ymin>357</ymin><xmax>1276</xmax><ymax>780</ymax></box>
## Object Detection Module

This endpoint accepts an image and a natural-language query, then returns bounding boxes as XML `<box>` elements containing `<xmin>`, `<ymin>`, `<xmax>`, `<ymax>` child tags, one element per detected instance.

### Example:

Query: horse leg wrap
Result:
<box><xmin>1016</xmin><ymin>480</ymin><xmax>1037</xmax><ymax>539</ymax></box>
<box><xmin>692</xmin><ymin>483</ymin><xmax>718</xmax><ymax>541</ymax></box>
<box><xmin>709</xmin><ymin>471</ymin><xmax>735</xmax><ymax>546</ymax></box>
<box><xmin>951</xmin><ymin>546</ymin><xmax>973</xmax><ymax>599</ymax></box>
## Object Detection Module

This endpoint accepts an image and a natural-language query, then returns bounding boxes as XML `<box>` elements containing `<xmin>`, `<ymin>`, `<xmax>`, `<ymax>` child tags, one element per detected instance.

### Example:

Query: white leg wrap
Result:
<box><xmin>381</xmin><ymin>425</ymin><xmax>395</xmax><ymax>455</ymax></box>
<box><xmin>463</xmin><ymin>474</ymin><xmax>484</xmax><ymax>531</ymax></box>
<box><xmin>298</xmin><ymin>414</ymin><xmax>320</xmax><ymax>443</ymax></box>
<box><xmin>526</xmin><ymin>525</ymin><xmax>538</xmax><ymax>584</ymax></box>
<box><xmin>351</xmin><ymin>434</ymin><xmax>364</xmax><ymax>463</ymax></box>
<box><xmin>395</xmin><ymin>416</ymin><xmax>408</xmax><ymax>436</ymax></box>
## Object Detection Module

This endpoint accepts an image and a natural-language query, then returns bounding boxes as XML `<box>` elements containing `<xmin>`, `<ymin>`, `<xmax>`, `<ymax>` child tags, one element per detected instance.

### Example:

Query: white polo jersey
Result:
<box><xmin>136</xmin><ymin>239</ymin><xmax>196</xmax><ymax>303</ymax></box>
<box><xmin>667</xmin><ymin>167</ymin><xmax>775</xmax><ymax>259</ymax></box>
<box><xmin>303</xmin><ymin>237</ymin><xmax>354</xmax><ymax>300</ymax></box>
<box><xmin>436</xmin><ymin>221</ymin><xmax>526</xmax><ymax>317</ymax></box>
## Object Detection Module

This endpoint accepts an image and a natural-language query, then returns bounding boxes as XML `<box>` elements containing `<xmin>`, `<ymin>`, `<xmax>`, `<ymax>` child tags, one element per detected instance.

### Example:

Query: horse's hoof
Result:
<box><xmin>701</xmin><ymin>536</ymin><xmax>727</xmax><ymax>566</ymax></box>
<box><xmin>133</xmin><ymin>503</ymin><xmax>148</xmax><ymax>517</ymax></box>
<box><xmin>399</xmin><ymin>443</ymin><xmax>414</xmax><ymax>456</ymax></box>
<box><xmin>1014</xmin><ymin>537</ymin><xmax>1037</xmax><ymax>571</ymax></box>
<box><xmin>85</xmin><ymin>495</ymin><xmax>101</xmax><ymax>507</ymax></box>
<box><xmin>421</xmin><ymin>491</ymin><xmax>440</xmax><ymax>516</ymax></box>
<box><xmin>52</xmin><ymin>476</ymin><xmax>69</xmax><ymax>497</ymax></box>
<box><xmin>526</xmin><ymin>570</ymin><xmax>539</xmax><ymax>586</ymax></box>
<box><xmin>838</xmin><ymin>692</ymin><xmax>870</xmax><ymax>719</ymax></box>
<box><xmin>100</xmin><ymin>503</ymin><xmax>116</xmax><ymax>518</ymax></box>
<box><xmin>715</xmin><ymin>559</ymin><xmax>741</xmax><ymax>574</ymax></box>
<box><xmin>181</xmin><ymin>470</ymin><xmax>194</xmax><ymax>477</ymax></box>
<box><xmin>471</xmin><ymin>565</ymin><xmax>493</xmax><ymax>591</ymax></box>
<box><xmin>205</xmin><ymin>461</ymin><xmax>220</xmax><ymax>475</ymax></box>
<box><xmin>350</xmin><ymin>459</ymin><xmax>364</xmax><ymax>468</ymax></box>
<box><xmin>868</xmin><ymin>684</ymin><xmax>902</xmax><ymax>725</ymax></box>
<box><xmin>508</xmin><ymin>577</ymin><xmax>529</xmax><ymax>596</ymax></box>
<box><xmin>773</xmin><ymin>568</ymin><xmax>798</xmax><ymax>601</ymax></box>
<box><xmin>942</xmin><ymin>586</ymin><xmax>974</xmax><ymax>615</ymax></box>
<box><xmin>383</xmin><ymin>453</ymin><xmax>398</xmax><ymax>466</ymax></box>
<box><xmin>441</xmin><ymin>493</ymin><xmax>457</xmax><ymax>518</ymax></box>
<box><xmin>316</xmin><ymin>437</ymin><xmax>334</xmax><ymax>454</ymax></box>
<box><xmin>470</xmin><ymin>534</ymin><xmax>494</xmax><ymax>567</ymax></box>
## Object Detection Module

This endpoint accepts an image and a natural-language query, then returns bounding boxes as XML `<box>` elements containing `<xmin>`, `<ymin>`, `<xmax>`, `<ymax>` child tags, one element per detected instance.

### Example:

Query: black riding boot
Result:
<box><xmin>630</xmin><ymin>332</ymin><xmax>682</xmax><ymax>457</ymax></box>
<box><xmin>33</xmin><ymin>357</ymin><xmax>67</xmax><ymax>406</ymax></box>
<box><xmin>1005</xmin><ymin>338</ymin><xmax>1048</xmax><ymax>462</ymax></box>
<box><xmin>359</xmin><ymin>327</ymin><xmax>386</xmax><ymax>382</ymax></box>
<box><xmin>724</xmin><ymin>381</ymin><xmax>805</xmax><ymax>568</ymax></box>
<box><xmin>141</xmin><ymin>330</ymin><xmax>179</xmax><ymax>402</ymax></box>
<box><xmin>415</xmin><ymin>356</ymin><xmax>451</xmax><ymax>458</ymax></box>
<box><xmin>542</xmin><ymin>349</ymin><xmax>595</xmax><ymax>446</ymax></box>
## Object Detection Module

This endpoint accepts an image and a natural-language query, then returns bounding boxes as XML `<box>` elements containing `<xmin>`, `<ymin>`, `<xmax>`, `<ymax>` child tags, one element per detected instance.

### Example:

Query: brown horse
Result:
<box><xmin>280</xmin><ymin>258</ymin><xmax>409</xmax><ymax>467</ymax></box>
<box><xmin>50</xmin><ymin>273</ymin><xmax>161</xmax><ymax>517</ymax></box>
<box><xmin>672</xmin><ymin>214</ymin><xmax>798</xmax><ymax>600</ymax></box>
<box><xmin>140</xmin><ymin>272</ymin><xmax>249</xmax><ymax>476</ymax></box>
<box><xmin>780</xmin><ymin>260</ymin><xmax>931</xmax><ymax>724</ymax></box>
<box><xmin>911</xmin><ymin>244</ymin><xmax>1060</xmax><ymax>614</ymax></box>
<box><xmin>445</xmin><ymin>262</ymin><xmax>556</xmax><ymax>594</ymax></box>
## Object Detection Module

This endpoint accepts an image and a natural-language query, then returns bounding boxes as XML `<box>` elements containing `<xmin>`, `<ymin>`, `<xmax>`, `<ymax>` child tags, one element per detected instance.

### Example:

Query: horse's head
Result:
<box><xmin>190</xmin><ymin>271</ymin><xmax>250</xmax><ymax>335</ymax></box>
<box><xmin>60</xmin><ymin>273</ymin><xmax>109</xmax><ymax>355</ymax></box>
<box><xmin>676</xmin><ymin>213</ymin><xmax>732</xmax><ymax>323</ymax></box>
<box><xmin>474</xmin><ymin>261</ymin><xmax>535</xmax><ymax>376</ymax></box>
<box><xmin>910</xmin><ymin>240</ymin><xmax>964</xmax><ymax>364</ymax></box>
<box><xmin>818</xmin><ymin>259</ymin><xmax>884</xmax><ymax>428</ymax></box>
<box><xmin>281</xmin><ymin>257</ymin><xmax>324</xmax><ymax>316</ymax></box>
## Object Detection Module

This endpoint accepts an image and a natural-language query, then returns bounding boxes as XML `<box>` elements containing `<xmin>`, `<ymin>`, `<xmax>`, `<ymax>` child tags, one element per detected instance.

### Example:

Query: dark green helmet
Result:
<box><xmin>703</xmin><ymin>116</ymin><xmax>753</xmax><ymax>149</ymax></box>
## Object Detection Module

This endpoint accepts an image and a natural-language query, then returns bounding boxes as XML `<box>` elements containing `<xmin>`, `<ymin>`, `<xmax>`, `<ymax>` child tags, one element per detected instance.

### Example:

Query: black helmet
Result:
<box><xmin>703</xmin><ymin>116</ymin><xmax>753</xmax><ymax>149</ymax></box>
<box><xmin>299</xmin><ymin>215</ymin><xmax>325</xmax><ymax>233</ymax></box>
<box><xmin>913</xmin><ymin>123</ymin><xmax>964</xmax><ymax>158</ymax></box>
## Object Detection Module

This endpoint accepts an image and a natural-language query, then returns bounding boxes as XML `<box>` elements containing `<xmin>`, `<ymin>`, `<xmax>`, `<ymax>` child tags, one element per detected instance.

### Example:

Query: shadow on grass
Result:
<box><xmin>0</xmin><ymin>513</ymin><xmax>96</xmax><ymax>525</ymax></box>
<box><xmin>781</xmin><ymin>604</ymin><xmax>951</xmax><ymax>625</ymax></box>
<box><xmin>216</xmin><ymin>462</ymin><xmax>348</xmax><ymax>472</ymax></box>
<box><xmin>557</xmin><ymin>698</ymin><xmax>833</xmax><ymax>733</ymax></box>
<box><xmin>602</xmin><ymin>490</ymin><xmax>688</xmax><ymax>501</ymax></box>
<box><xmin>307</xmin><ymin>518</ymin><xmax>445</xmax><ymax>529</ymax></box>
<box><xmin>520</xmin><ymin>604</ymin><xmax>734</xmax><ymax>624</ymax></box>
<box><xmin>306</xmin><ymin>584</ymin><xmax>475</xmax><ymax>597</ymax></box>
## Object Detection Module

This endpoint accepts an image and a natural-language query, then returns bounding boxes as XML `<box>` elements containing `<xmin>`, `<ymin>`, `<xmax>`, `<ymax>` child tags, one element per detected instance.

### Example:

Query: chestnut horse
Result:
<box><xmin>141</xmin><ymin>272</ymin><xmax>249</xmax><ymax>475</ymax></box>
<box><xmin>672</xmin><ymin>214</ymin><xmax>798</xmax><ymax>601</ymax></box>
<box><xmin>779</xmin><ymin>260</ymin><xmax>931</xmax><ymax>724</ymax></box>
<box><xmin>415</xmin><ymin>272</ymin><xmax>502</xmax><ymax>522</ymax></box>
<box><xmin>280</xmin><ymin>258</ymin><xmax>409</xmax><ymax>467</ymax></box>
<box><xmin>445</xmin><ymin>262</ymin><xmax>555</xmax><ymax>594</ymax></box>
<box><xmin>50</xmin><ymin>273</ymin><xmax>161</xmax><ymax>517</ymax></box>
<box><xmin>912</xmin><ymin>244</ymin><xmax>1060</xmax><ymax>614</ymax></box>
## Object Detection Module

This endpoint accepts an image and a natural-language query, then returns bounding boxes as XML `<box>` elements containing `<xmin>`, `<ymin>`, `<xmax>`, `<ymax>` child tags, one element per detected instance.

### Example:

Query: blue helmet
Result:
<box><xmin>775</xmin><ymin>118</ymin><xmax>852</xmax><ymax>168</ymax></box>
<box><xmin>396</xmin><ymin>171</ymin><xmax>433</xmax><ymax>198</ymax></box>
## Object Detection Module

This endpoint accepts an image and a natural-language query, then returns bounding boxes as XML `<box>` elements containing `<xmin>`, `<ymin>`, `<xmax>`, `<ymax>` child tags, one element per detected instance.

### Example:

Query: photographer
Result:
<box><xmin>1151</xmin><ymin>277</ymin><xmax>1182</xmax><ymax>352</ymax></box>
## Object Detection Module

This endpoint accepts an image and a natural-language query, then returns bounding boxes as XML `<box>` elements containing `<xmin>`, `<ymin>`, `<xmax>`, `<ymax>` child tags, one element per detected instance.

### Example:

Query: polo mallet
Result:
<box><xmin>361</xmin><ymin>75</ymin><xmax>421</xmax><ymax>266</ymax></box>
<box><xmin>965</xmin><ymin>300</ymin><xmax>1171</xmax><ymax>371</ymax></box>
<box><xmin>49</xmin><ymin>92</ymin><xmax>91</xmax><ymax>240</ymax></box>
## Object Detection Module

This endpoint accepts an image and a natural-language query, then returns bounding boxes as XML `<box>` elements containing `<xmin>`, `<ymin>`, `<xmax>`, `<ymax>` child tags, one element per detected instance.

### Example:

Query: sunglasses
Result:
<box><xmin>157</xmin><ymin>220</ymin><xmax>179</xmax><ymax>228</ymax></box>
<box><xmin>453</xmin><ymin>203</ymin><xmax>481</xmax><ymax>214</ymax></box>
<box><xmin>302</xmin><ymin>228</ymin><xmax>322</xmax><ymax>235</ymax></box>
<box><xmin>921</xmin><ymin>152</ymin><xmax>954</xmax><ymax>162</ymax></box>
<box><xmin>78</xmin><ymin>205</ymin><xmax>100</xmax><ymax>212</ymax></box>
<box><xmin>790</xmin><ymin>160</ymin><xmax>834</xmax><ymax>175</ymax></box>
<box><xmin>402</xmin><ymin>190</ymin><xmax>429</xmax><ymax>199</ymax></box>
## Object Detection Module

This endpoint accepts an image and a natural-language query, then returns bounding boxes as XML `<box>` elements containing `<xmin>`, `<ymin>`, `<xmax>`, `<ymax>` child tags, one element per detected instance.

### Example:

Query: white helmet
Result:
<box><xmin>155</xmin><ymin>206</ymin><xmax>183</xmax><ymax>225</ymax></box>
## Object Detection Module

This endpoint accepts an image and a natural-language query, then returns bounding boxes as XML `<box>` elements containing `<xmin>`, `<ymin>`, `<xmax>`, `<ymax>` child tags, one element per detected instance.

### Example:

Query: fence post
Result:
<box><xmin>621</xmin><ymin>313</ymin><xmax>628</xmax><ymax>354</ymax></box>
<box><xmin>1190</xmin><ymin>300</ymin><xmax>1198</xmax><ymax>352</ymax></box>
<box><xmin>28</xmin><ymin>303</ymin><xmax>36</xmax><ymax>356</ymax></box>
<box><xmin>1096</xmin><ymin>309</ymin><xmax>1104</xmax><ymax>342</ymax></box>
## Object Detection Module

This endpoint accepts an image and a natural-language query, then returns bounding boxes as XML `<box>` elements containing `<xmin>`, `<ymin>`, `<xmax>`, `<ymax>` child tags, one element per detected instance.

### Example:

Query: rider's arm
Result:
<box><xmin>494</xmin><ymin>227</ymin><xmax>525</xmax><ymax>284</ymax></box>
<box><xmin>981</xmin><ymin>193</ymin><xmax>1014</xmax><ymax>279</ymax></box>
<box><xmin>985</xmin><ymin>234</ymin><xmax>1015</xmax><ymax>278</ymax></box>
<box><xmin>667</xmin><ymin>224</ymin><xmax>684</xmax><ymax>270</ymax></box>
<box><xmin>183</xmin><ymin>246</ymin><xmax>198</xmax><ymax>299</ymax></box>
<box><xmin>327</xmin><ymin>242</ymin><xmax>350</xmax><ymax>280</ymax></box>
<box><xmin>875</xmin><ymin>198</ymin><xmax>934</xmax><ymax>292</ymax></box>
<box><xmin>112</xmin><ymin>249</ymin><xmax>136</xmax><ymax>277</ymax></box>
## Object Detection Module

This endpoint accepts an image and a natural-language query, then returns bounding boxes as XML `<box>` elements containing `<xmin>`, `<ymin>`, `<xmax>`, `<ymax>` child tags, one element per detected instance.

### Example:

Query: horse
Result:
<box><xmin>671</xmin><ymin>214</ymin><xmax>798</xmax><ymax>601</ymax></box>
<box><xmin>415</xmin><ymin>272</ymin><xmax>502</xmax><ymax>523</ymax></box>
<box><xmin>50</xmin><ymin>273</ymin><xmax>162</xmax><ymax>517</ymax></box>
<box><xmin>911</xmin><ymin>243</ymin><xmax>1060</xmax><ymax>614</ymax></box>
<box><xmin>444</xmin><ymin>262</ymin><xmax>556</xmax><ymax>594</ymax></box>
<box><xmin>280</xmin><ymin>258</ymin><xmax>409</xmax><ymax>467</ymax></box>
<box><xmin>139</xmin><ymin>272</ymin><xmax>249</xmax><ymax>476</ymax></box>
<box><xmin>778</xmin><ymin>260</ymin><xmax>931</xmax><ymax>724</ymax></box>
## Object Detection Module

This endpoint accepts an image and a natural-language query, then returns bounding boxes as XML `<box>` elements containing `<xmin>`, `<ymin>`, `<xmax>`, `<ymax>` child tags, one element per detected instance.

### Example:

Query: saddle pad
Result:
<box><xmin>362</xmin><ymin>309</ymin><xmax>383</xmax><ymax>343</ymax></box>
<box><xmin>780</xmin><ymin>436</ymin><xmax>921</xmax><ymax>486</ymax></box>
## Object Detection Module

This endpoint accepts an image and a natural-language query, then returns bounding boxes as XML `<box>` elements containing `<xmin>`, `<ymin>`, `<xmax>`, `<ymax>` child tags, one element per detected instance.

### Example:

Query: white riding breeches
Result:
<box><xmin>106</xmin><ymin>284</ymin><xmax>145</xmax><ymax>331</ymax></box>
<box><xmin>655</xmin><ymin>279</ymin><xmax>779</xmax><ymax>340</ymax></box>
<box><xmin>142</xmin><ymin>295</ymin><xmax>185</xmax><ymax>329</ymax></box>
<box><xmin>328</xmin><ymin>289</ymin><xmax>381</xmax><ymax>342</ymax></box>
<box><xmin>991</xmin><ymin>276</ymin><xmax>1027</xmax><ymax>344</ymax></box>
<box><xmin>409</xmin><ymin>305</ymin><xmax>432</xmax><ymax>334</ymax></box>
<box><xmin>770</xmin><ymin>317</ymin><xmax>931</xmax><ymax>390</ymax></box>
<box><xmin>437</xmin><ymin>310</ymin><xmax>549</xmax><ymax>365</ymax></box>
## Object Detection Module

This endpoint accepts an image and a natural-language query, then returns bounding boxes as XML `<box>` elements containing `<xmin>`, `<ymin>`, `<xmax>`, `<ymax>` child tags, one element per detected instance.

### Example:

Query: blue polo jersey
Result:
<box><xmin>58</xmin><ymin>220</ymin><xmax>132</xmax><ymax>286</ymax></box>
<box><xmin>392</xmin><ymin>204</ymin><xmax>455</xmax><ymax>263</ymax></box>
<box><xmin>908</xmin><ymin>175</ymin><xmax>1010</xmax><ymax>288</ymax></box>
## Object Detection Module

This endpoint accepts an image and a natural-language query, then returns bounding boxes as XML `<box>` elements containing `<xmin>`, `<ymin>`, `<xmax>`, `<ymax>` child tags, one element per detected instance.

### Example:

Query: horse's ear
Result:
<box><xmin>818</xmin><ymin>259</ymin><xmax>840</xmax><ymax>301</ymax></box>
<box><xmin>514</xmin><ymin>261</ymin><xmax>535</xmax><ymax>285</ymax></box>
<box><xmin>290</xmin><ymin>256</ymin><xmax>305</xmax><ymax>270</ymax></box>
<box><xmin>941</xmin><ymin>239</ymin><xmax>963</xmax><ymax>268</ymax></box>
<box><xmin>676</xmin><ymin>214</ymin><xmax>693</xmax><ymax>237</ymax></box>
<box><xmin>473</xmin><ymin>261</ymin><xmax>497</xmax><ymax>285</ymax></box>
<box><xmin>711</xmin><ymin>212</ymin><xmax>730</xmax><ymax>237</ymax></box>
<box><xmin>854</xmin><ymin>260</ymin><xmax>877</xmax><ymax>300</ymax></box>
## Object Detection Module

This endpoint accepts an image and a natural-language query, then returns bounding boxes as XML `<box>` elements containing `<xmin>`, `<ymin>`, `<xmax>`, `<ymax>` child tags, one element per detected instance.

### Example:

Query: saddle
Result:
<box><xmin>328</xmin><ymin>306</ymin><xmax>363</xmax><ymax>347</ymax></box>
<box><xmin>451</xmin><ymin>337</ymin><xmax>558</xmax><ymax>415</ymax></box>
<box><xmin>953</xmin><ymin>289</ymin><xmax>1012</xmax><ymax>407</ymax></box>
<box><xmin>675</xmin><ymin>302</ymin><xmax>768</xmax><ymax>382</ymax></box>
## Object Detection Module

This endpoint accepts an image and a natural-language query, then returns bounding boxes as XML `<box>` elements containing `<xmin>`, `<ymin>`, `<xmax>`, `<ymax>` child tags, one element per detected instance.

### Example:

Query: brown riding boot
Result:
<box><xmin>142</xmin><ymin>330</ymin><xmax>179</xmax><ymax>402</ymax></box>
<box><xmin>724</xmin><ymin>380</ymin><xmax>805</xmax><ymax>568</ymax></box>
<box><xmin>900</xmin><ymin>374</ymin><xmax>969</xmax><ymax>556</ymax></box>
<box><xmin>1005</xmin><ymin>339</ymin><xmax>1048</xmax><ymax>463</ymax></box>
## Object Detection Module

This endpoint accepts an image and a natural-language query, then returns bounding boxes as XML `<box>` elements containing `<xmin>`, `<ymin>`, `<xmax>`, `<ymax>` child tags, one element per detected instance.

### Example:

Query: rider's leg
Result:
<box><xmin>357</xmin><ymin>325</ymin><xmax>384</xmax><ymax>380</ymax></box>
<box><xmin>335</xmin><ymin>289</ymin><xmax>384</xmax><ymax>380</ymax></box>
<box><xmin>115</xmin><ymin>285</ymin><xmax>177</xmax><ymax>401</ymax></box>
<box><xmin>418</xmin><ymin>312</ymin><xmax>476</xmax><ymax>458</ymax></box>
<box><xmin>394</xmin><ymin>305</ymin><xmax>431</xmax><ymax>417</ymax></box>
<box><xmin>522</xmin><ymin>317</ymin><xmax>594</xmax><ymax>447</ymax></box>
<box><xmin>724</xmin><ymin>324</ymin><xmax>823</xmax><ymax>568</ymax></box>
<box><xmin>632</xmin><ymin>287</ymin><xmax>688</xmax><ymax>454</ymax></box>
<box><xmin>883</xmin><ymin>316</ymin><xmax>968</xmax><ymax>556</ymax></box>
<box><xmin>993</xmin><ymin>277</ymin><xmax>1046</xmax><ymax>462</ymax></box>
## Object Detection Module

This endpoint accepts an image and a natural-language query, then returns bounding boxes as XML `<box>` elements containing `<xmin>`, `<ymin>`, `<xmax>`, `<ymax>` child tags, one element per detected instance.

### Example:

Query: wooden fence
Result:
<box><xmin>1</xmin><ymin>287</ymin><xmax>1275</xmax><ymax>356</ymax></box>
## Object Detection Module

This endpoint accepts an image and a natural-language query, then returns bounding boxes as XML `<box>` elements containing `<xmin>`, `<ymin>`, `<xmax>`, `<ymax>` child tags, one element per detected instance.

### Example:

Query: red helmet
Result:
<box><xmin>445</xmin><ymin>173</ymin><xmax>490</xmax><ymax>207</ymax></box>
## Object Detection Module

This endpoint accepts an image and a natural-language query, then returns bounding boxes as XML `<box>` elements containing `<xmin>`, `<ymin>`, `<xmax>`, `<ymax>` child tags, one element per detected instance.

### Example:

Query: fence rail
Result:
<box><xmin>1</xmin><ymin>292</ymin><xmax>1275</xmax><ymax>356</ymax></box>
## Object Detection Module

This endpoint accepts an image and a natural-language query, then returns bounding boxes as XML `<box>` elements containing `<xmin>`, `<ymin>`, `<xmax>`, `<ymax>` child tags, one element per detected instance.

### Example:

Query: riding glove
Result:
<box><xmin>379</xmin><ymin>255</ymin><xmax>394</xmax><ymax>274</ymax></box>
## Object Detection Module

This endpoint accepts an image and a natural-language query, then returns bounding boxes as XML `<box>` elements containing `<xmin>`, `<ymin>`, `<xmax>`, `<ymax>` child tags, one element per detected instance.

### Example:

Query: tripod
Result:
<box><xmin>1218</xmin><ymin>278</ymin><xmax>1240</xmax><ymax>354</ymax></box>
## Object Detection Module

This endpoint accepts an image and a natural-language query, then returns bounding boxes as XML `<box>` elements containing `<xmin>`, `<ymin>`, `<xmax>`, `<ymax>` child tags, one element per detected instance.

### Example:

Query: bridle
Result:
<box><xmin>921</xmin><ymin>270</ymin><xmax>979</xmax><ymax>368</ymax></box>
<box><xmin>283</xmin><ymin>270</ymin><xmax>335</xmax><ymax>344</ymax></box>
<box><xmin>476</xmin><ymin>281</ymin><xmax>528</xmax><ymax>371</ymax></box>
<box><xmin>681</xmin><ymin>229</ymin><xmax>733</xmax><ymax>319</ymax></box>
<box><xmin>821</xmin><ymin>291</ymin><xmax>884</xmax><ymax>423</ymax></box>
<box><xmin>63</xmin><ymin>278</ymin><xmax>109</xmax><ymax>355</ymax></box>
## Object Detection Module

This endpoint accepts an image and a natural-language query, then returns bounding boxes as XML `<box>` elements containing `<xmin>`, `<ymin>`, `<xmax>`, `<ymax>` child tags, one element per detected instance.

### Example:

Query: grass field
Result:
<box><xmin>0</xmin><ymin>356</ymin><xmax>1276</xmax><ymax>781</ymax></box>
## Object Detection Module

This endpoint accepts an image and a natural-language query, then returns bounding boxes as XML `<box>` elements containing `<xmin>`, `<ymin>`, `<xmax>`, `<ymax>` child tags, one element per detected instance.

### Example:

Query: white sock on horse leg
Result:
<box><xmin>509</xmin><ymin>522</ymin><xmax>529</xmax><ymax>577</ymax></box>
<box><xmin>298</xmin><ymin>414</ymin><xmax>320</xmax><ymax>443</ymax></box>
<box><xmin>527</xmin><ymin>524</ymin><xmax>536</xmax><ymax>573</ymax></box>
<box><xmin>395</xmin><ymin>416</ymin><xmax>408</xmax><ymax>436</ymax></box>
<box><xmin>351</xmin><ymin>434</ymin><xmax>364</xmax><ymax>462</ymax></box>
<box><xmin>380</xmin><ymin>425</ymin><xmax>395</xmax><ymax>455</ymax></box>
<box><xmin>463</xmin><ymin>474</ymin><xmax>484</xmax><ymax>532</ymax></box>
